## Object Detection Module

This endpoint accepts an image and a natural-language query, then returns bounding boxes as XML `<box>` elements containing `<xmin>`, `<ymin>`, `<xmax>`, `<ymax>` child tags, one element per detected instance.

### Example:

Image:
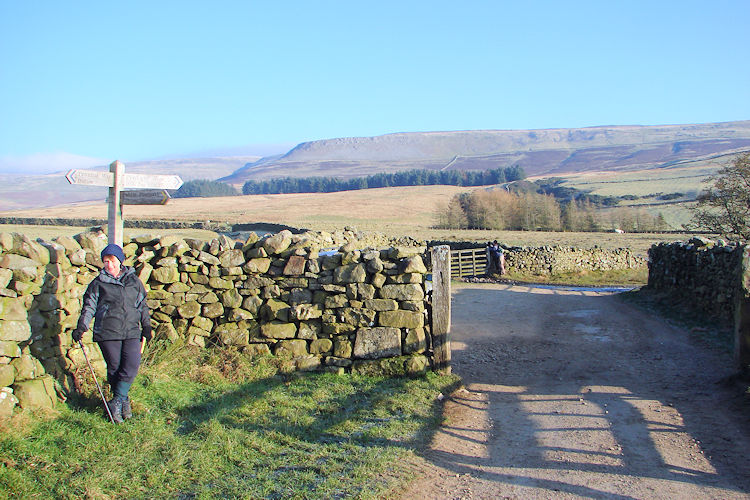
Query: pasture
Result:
<box><xmin>0</xmin><ymin>181</ymin><xmax>707</xmax><ymax>257</ymax></box>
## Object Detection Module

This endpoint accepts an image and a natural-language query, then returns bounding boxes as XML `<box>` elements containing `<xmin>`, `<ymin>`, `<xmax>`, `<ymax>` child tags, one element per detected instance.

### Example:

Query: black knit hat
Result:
<box><xmin>101</xmin><ymin>243</ymin><xmax>125</xmax><ymax>264</ymax></box>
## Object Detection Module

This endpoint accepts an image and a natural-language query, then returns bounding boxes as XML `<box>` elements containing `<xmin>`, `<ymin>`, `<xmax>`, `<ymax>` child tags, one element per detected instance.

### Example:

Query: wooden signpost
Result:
<box><xmin>66</xmin><ymin>160</ymin><xmax>183</xmax><ymax>247</ymax></box>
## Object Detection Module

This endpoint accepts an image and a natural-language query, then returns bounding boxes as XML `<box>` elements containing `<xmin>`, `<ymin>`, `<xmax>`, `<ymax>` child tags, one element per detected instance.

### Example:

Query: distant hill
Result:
<box><xmin>221</xmin><ymin>121</ymin><xmax>750</xmax><ymax>186</ymax></box>
<box><xmin>0</xmin><ymin>156</ymin><xmax>259</xmax><ymax>212</ymax></box>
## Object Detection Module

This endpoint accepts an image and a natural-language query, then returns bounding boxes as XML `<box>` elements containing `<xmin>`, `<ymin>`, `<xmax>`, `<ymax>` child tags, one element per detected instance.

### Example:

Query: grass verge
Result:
<box><xmin>488</xmin><ymin>267</ymin><xmax>648</xmax><ymax>287</ymax></box>
<box><xmin>0</xmin><ymin>342</ymin><xmax>460</xmax><ymax>499</ymax></box>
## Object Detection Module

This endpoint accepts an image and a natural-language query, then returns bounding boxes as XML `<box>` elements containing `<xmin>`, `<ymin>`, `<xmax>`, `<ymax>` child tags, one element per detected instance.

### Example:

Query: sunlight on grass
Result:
<box><xmin>0</xmin><ymin>343</ymin><xmax>460</xmax><ymax>499</ymax></box>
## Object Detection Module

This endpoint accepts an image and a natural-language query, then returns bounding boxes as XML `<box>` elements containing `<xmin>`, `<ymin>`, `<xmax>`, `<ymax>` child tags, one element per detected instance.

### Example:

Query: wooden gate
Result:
<box><xmin>450</xmin><ymin>247</ymin><xmax>488</xmax><ymax>278</ymax></box>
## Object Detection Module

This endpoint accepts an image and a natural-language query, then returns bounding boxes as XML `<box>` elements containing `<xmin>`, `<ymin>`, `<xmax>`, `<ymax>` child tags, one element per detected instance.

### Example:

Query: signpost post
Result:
<box><xmin>66</xmin><ymin>160</ymin><xmax>183</xmax><ymax>247</ymax></box>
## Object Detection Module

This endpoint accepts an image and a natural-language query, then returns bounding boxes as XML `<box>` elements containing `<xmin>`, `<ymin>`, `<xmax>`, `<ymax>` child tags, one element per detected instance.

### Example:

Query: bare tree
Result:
<box><xmin>689</xmin><ymin>153</ymin><xmax>750</xmax><ymax>240</ymax></box>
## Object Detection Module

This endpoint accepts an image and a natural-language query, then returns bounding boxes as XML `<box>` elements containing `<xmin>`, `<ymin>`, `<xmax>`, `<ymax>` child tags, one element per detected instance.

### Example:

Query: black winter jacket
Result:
<box><xmin>76</xmin><ymin>266</ymin><xmax>151</xmax><ymax>342</ymax></box>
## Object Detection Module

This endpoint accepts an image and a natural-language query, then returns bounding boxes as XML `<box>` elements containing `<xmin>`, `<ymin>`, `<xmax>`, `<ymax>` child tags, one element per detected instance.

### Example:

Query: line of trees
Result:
<box><xmin>241</xmin><ymin>166</ymin><xmax>526</xmax><ymax>195</ymax></box>
<box><xmin>435</xmin><ymin>189</ymin><xmax>669</xmax><ymax>232</ymax></box>
<box><xmin>173</xmin><ymin>179</ymin><xmax>238</xmax><ymax>198</ymax></box>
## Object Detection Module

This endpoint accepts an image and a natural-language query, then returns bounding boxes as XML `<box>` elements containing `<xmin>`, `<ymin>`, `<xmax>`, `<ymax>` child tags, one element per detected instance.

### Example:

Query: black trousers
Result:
<box><xmin>98</xmin><ymin>338</ymin><xmax>142</xmax><ymax>399</ymax></box>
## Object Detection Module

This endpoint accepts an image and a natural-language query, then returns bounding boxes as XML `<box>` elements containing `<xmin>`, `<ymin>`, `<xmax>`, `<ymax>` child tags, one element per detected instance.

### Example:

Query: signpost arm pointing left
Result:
<box><xmin>109</xmin><ymin>160</ymin><xmax>124</xmax><ymax>247</ymax></box>
<box><xmin>65</xmin><ymin>161</ymin><xmax>182</xmax><ymax>248</ymax></box>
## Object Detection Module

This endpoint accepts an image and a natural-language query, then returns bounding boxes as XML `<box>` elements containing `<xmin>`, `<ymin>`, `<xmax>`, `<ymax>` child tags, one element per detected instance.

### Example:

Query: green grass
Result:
<box><xmin>488</xmin><ymin>267</ymin><xmax>649</xmax><ymax>287</ymax></box>
<box><xmin>0</xmin><ymin>342</ymin><xmax>460</xmax><ymax>499</ymax></box>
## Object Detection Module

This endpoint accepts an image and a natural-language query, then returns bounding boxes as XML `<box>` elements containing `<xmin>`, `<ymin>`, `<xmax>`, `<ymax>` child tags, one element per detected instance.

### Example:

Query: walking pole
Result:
<box><xmin>78</xmin><ymin>340</ymin><xmax>116</xmax><ymax>424</ymax></box>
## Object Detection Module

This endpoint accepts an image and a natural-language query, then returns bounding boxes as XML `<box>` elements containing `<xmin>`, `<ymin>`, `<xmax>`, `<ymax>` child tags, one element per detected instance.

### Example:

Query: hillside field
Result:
<box><xmin>1</xmin><ymin>177</ymin><xmax>711</xmax><ymax>256</ymax></box>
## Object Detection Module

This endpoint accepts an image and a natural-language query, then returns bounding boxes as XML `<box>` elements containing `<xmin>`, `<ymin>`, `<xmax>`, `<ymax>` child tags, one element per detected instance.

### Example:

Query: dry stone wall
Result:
<box><xmin>504</xmin><ymin>245</ymin><xmax>645</xmax><ymax>274</ymax></box>
<box><xmin>646</xmin><ymin>237</ymin><xmax>745</xmax><ymax>324</ymax></box>
<box><xmin>0</xmin><ymin>228</ymin><xmax>432</xmax><ymax>418</ymax></box>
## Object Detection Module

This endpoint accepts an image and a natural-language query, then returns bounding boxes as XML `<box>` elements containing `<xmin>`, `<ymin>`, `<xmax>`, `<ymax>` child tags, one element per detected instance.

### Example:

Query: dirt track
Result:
<box><xmin>402</xmin><ymin>283</ymin><xmax>750</xmax><ymax>499</ymax></box>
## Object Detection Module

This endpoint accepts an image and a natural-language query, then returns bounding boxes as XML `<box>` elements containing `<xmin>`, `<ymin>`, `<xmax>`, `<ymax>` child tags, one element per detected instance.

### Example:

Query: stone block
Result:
<box><xmin>0</xmin><ymin>320</ymin><xmax>31</xmax><ymax>342</ymax></box>
<box><xmin>334</xmin><ymin>263</ymin><xmax>367</xmax><ymax>284</ymax></box>
<box><xmin>309</xmin><ymin>338</ymin><xmax>333</xmax><ymax>355</ymax></box>
<box><xmin>379</xmin><ymin>284</ymin><xmax>424</xmax><ymax>301</ymax></box>
<box><xmin>151</xmin><ymin>266</ymin><xmax>179</xmax><ymax>284</ymax></box>
<box><xmin>262</xmin><ymin>230</ymin><xmax>292</xmax><ymax>255</ymax></box>
<box><xmin>283</xmin><ymin>255</ymin><xmax>307</xmax><ymax>276</ymax></box>
<box><xmin>339</xmin><ymin>308</ymin><xmax>376</xmax><ymax>327</ymax></box>
<box><xmin>363</xmin><ymin>298</ymin><xmax>398</xmax><ymax>311</ymax></box>
<box><xmin>0</xmin><ymin>253</ymin><xmax>39</xmax><ymax>270</ymax></box>
<box><xmin>74</xmin><ymin>230</ymin><xmax>107</xmax><ymax>254</ymax></box>
<box><xmin>353</xmin><ymin>327</ymin><xmax>401</xmax><ymax>359</ymax></box>
<box><xmin>208</xmin><ymin>277</ymin><xmax>233</xmax><ymax>289</ymax></box>
<box><xmin>244</xmin><ymin>343</ymin><xmax>271</xmax><ymax>357</ymax></box>
<box><xmin>191</xmin><ymin>316</ymin><xmax>213</xmax><ymax>332</ymax></box>
<box><xmin>324</xmin><ymin>294</ymin><xmax>349</xmax><ymax>309</ymax></box>
<box><xmin>155</xmin><ymin>322</ymin><xmax>179</xmax><ymax>342</ymax></box>
<box><xmin>399</xmin><ymin>255</ymin><xmax>427</xmax><ymax>274</ymax></box>
<box><xmin>405</xmin><ymin>355</ymin><xmax>429</xmax><ymax>375</ymax></box>
<box><xmin>13</xmin><ymin>265</ymin><xmax>39</xmax><ymax>283</ymax></box>
<box><xmin>215</xmin><ymin>322</ymin><xmax>249</xmax><ymax>346</ymax></box>
<box><xmin>291</xmin><ymin>303</ymin><xmax>322</xmax><ymax>321</ymax></box>
<box><xmin>371</xmin><ymin>273</ymin><xmax>387</xmax><ymax>288</ymax></box>
<box><xmin>227</xmin><ymin>308</ymin><xmax>254</xmax><ymax>322</ymax></box>
<box><xmin>199</xmin><ymin>291</ymin><xmax>219</xmax><ymax>304</ymax></box>
<box><xmin>333</xmin><ymin>337</ymin><xmax>353</xmax><ymax>358</ymax></box>
<box><xmin>322</xmin><ymin>323</ymin><xmax>356</xmax><ymax>335</ymax></box>
<box><xmin>177</xmin><ymin>301</ymin><xmax>202</xmax><ymax>318</ymax></box>
<box><xmin>261</xmin><ymin>299</ymin><xmax>290</xmax><ymax>322</ymax></box>
<box><xmin>287</xmin><ymin>287</ymin><xmax>312</xmax><ymax>304</ymax></box>
<box><xmin>404</xmin><ymin>328</ymin><xmax>427</xmax><ymax>354</ymax></box>
<box><xmin>202</xmin><ymin>302</ymin><xmax>224</xmax><ymax>319</ymax></box>
<box><xmin>13</xmin><ymin>377</ymin><xmax>55</xmax><ymax>409</ymax></box>
<box><xmin>219</xmin><ymin>249</ymin><xmax>246</xmax><ymax>268</ymax></box>
<box><xmin>0</xmin><ymin>268</ymin><xmax>11</xmax><ymax>289</ymax></box>
<box><xmin>221</xmin><ymin>289</ymin><xmax>243</xmax><ymax>308</ymax></box>
<box><xmin>261</xmin><ymin>321</ymin><xmax>297</xmax><ymax>339</ymax></box>
<box><xmin>274</xmin><ymin>339</ymin><xmax>308</xmax><ymax>358</ymax></box>
<box><xmin>188</xmin><ymin>325</ymin><xmax>211</xmax><ymax>338</ymax></box>
<box><xmin>0</xmin><ymin>297</ymin><xmax>27</xmax><ymax>320</ymax></box>
<box><xmin>244</xmin><ymin>246</ymin><xmax>267</xmax><ymax>259</ymax></box>
<box><xmin>197</xmin><ymin>251</ymin><xmax>221</xmax><ymax>265</ymax></box>
<box><xmin>242</xmin><ymin>295</ymin><xmax>263</xmax><ymax>315</ymax></box>
<box><xmin>243</xmin><ymin>258</ymin><xmax>272</xmax><ymax>274</ymax></box>
<box><xmin>325</xmin><ymin>356</ymin><xmax>352</xmax><ymax>367</ymax></box>
<box><xmin>296</xmin><ymin>356</ymin><xmax>321</xmax><ymax>371</ymax></box>
<box><xmin>351</xmin><ymin>357</ymin><xmax>406</xmax><ymax>376</ymax></box>
<box><xmin>298</xmin><ymin>320</ymin><xmax>321</xmax><ymax>339</ymax></box>
<box><xmin>0</xmin><ymin>363</ymin><xmax>15</xmax><ymax>386</ymax></box>
<box><xmin>378</xmin><ymin>310</ymin><xmax>424</xmax><ymax>329</ymax></box>
<box><xmin>0</xmin><ymin>387</ymin><xmax>19</xmax><ymax>418</ymax></box>
<box><xmin>11</xmin><ymin>233</ymin><xmax>50</xmax><ymax>265</ymax></box>
<box><xmin>167</xmin><ymin>282</ymin><xmax>190</xmax><ymax>293</ymax></box>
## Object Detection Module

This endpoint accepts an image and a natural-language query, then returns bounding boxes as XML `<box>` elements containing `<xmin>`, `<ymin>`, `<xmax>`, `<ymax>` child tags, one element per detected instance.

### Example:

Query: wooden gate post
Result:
<box><xmin>431</xmin><ymin>245</ymin><xmax>451</xmax><ymax>374</ymax></box>
<box><xmin>735</xmin><ymin>245</ymin><xmax>750</xmax><ymax>372</ymax></box>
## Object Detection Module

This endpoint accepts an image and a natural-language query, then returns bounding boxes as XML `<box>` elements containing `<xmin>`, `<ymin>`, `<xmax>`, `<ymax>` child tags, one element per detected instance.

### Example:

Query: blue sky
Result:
<box><xmin>1</xmin><ymin>1</ymin><xmax>748</xmax><ymax>173</ymax></box>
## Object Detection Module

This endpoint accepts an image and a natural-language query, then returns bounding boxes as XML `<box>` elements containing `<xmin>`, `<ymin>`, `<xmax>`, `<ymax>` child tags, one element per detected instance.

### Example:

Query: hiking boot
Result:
<box><xmin>121</xmin><ymin>397</ymin><xmax>132</xmax><ymax>419</ymax></box>
<box><xmin>107</xmin><ymin>398</ymin><xmax>124</xmax><ymax>424</ymax></box>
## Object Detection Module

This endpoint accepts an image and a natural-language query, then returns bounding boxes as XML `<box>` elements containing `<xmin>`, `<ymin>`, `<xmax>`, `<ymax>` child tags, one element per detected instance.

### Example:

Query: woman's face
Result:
<box><xmin>102</xmin><ymin>254</ymin><xmax>122</xmax><ymax>277</ymax></box>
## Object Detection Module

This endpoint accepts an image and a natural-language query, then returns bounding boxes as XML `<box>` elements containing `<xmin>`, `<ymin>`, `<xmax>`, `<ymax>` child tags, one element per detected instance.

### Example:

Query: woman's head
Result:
<box><xmin>101</xmin><ymin>244</ymin><xmax>125</xmax><ymax>276</ymax></box>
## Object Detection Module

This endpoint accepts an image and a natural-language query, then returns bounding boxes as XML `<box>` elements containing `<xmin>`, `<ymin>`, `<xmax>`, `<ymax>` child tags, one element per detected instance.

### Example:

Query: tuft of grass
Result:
<box><xmin>0</xmin><ymin>342</ymin><xmax>459</xmax><ymax>499</ymax></box>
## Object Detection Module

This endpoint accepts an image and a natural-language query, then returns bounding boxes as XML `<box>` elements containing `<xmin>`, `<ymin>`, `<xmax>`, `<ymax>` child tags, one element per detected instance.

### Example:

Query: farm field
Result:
<box><xmin>0</xmin><ymin>183</ymin><xmax>709</xmax><ymax>257</ymax></box>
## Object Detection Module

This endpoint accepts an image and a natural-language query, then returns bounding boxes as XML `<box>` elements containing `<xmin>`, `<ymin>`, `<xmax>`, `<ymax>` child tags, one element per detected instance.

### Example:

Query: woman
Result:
<box><xmin>73</xmin><ymin>243</ymin><xmax>152</xmax><ymax>423</ymax></box>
